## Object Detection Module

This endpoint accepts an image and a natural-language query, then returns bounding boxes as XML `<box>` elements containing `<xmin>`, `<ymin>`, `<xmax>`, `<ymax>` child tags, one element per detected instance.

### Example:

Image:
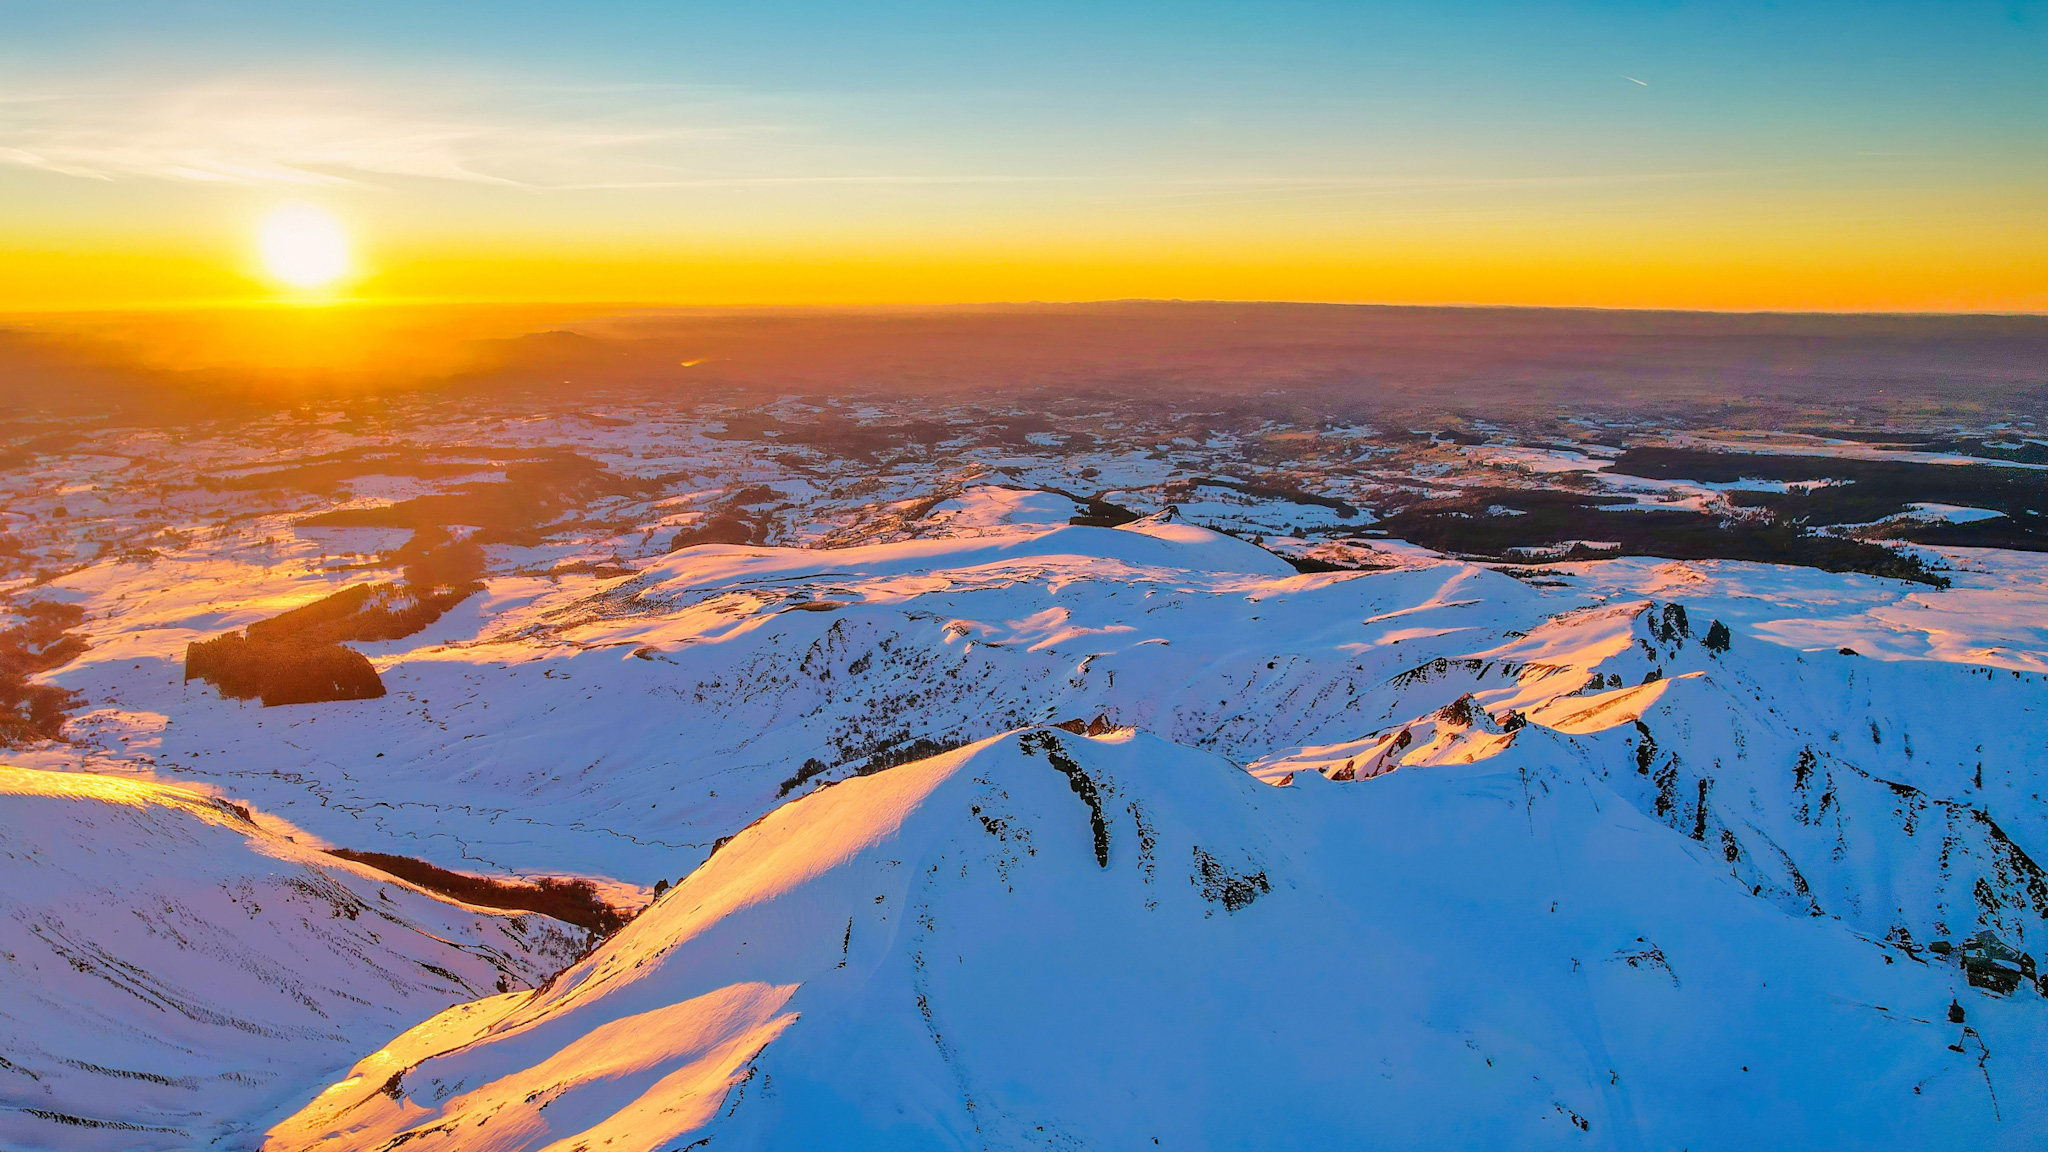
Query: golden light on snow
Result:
<box><xmin>258</xmin><ymin>205</ymin><xmax>351</xmax><ymax>289</ymax></box>
<box><xmin>0</xmin><ymin>764</ymin><xmax>241</xmax><ymax>826</ymax></box>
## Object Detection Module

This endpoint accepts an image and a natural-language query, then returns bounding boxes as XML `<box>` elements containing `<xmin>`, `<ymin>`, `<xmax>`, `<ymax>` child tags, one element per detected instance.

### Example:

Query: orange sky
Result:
<box><xmin>7</xmin><ymin>224</ymin><xmax>2044</xmax><ymax>315</ymax></box>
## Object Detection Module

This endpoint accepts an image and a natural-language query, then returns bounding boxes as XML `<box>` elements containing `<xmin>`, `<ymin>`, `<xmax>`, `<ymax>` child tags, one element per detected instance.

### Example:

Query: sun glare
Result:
<box><xmin>258</xmin><ymin>205</ymin><xmax>350</xmax><ymax>290</ymax></box>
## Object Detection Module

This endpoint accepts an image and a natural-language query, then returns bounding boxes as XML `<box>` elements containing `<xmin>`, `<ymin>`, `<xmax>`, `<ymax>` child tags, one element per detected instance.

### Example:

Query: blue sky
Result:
<box><xmin>2</xmin><ymin>2</ymin><xmax>2042</xmax><ymax>308</ymax></box>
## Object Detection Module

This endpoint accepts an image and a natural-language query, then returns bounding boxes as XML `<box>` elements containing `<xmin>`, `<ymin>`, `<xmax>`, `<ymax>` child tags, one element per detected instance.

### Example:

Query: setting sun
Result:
<box><xmin>258</xmin><ymin>205</ymin><xmax>350</xmax><ymax>290</ymax></box>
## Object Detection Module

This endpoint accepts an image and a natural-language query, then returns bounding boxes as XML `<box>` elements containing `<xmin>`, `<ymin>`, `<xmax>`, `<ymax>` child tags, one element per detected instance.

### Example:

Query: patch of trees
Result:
<box><xmin>1784</xmin><ymin>431</ymin><xmax>2048</xmax><ymax>466</ymax></box>
<box><xmin>184</xmin><ymin>530</ymin><xmax>485</xmax><ymax>707</ymax></box>
<box><xmin>299</xmin><ymin>452</ymin><xmax>656</xmax><ymax>547</ymax></box>
<box><xmin>1372</xmin><ymin>487</ymin><xmax>1953</xmax><ymax>587</ymax></box>
<box><xmin>218</xmin><ymin>450</ymin><xmax>504</xmax><ymax>495</ymax></box>
<box><xmin>775</xmin><ymin>735</ymin><xmax>969</xmax><ymax>797</ymax></box>
<box><xmin>0</xmin><ymin>601</ymin><xmax>87</xmax><ymax>745</ymax></box>
<box><xmin>660</xmin><ymin>481</ymin><xmax>797</xmax><ymax>553</ymax></box>
<box><xmin>669</xmin><ymin>515</ymin><xmax>757</xmax><ymax>550</ymax></box>
<box><xmin>1169</xmin><ymin>476</ymin><xmax>1359</xmax><ymax>518</ymax></box>
<box><xmin>777</xmin><ymin>756</ymin><xmax>833</xmax><ymax>797</ymax></box>
<box><xmin>857</xmin><ymin>735</ymin><xmax>965</xmax><ymax>775</ymax></box>
<box><xmin>1064</xmin><ymin>495</ymin><xmax>1143</xmax><ymax>528</ymax></box>
<box><xmin>391</xmin><ymin>525</ymin><xmax>486</xmax><ymax>594</ymax></box>
<box><xmin>184</xmin><ymin>635</ymin><xmax>385</xmax><ymax>707</ymax></box>
<box><xmin>1610</xmin><ymin>448</ymin><xmax>2048</xmax><ymax>552</ymax></box>
<box><xmin>707</xmin><ymin>414</ymin><xmax>957</xmax><ymax>459</ymax></box>
<box><xmin>0</xmin><ymin>533</ymin><xmax>26</xmax><ymax>577</ymax></box>
<box><xmin>254</xmin><ymin>577</ymin><xmax>482</xmax><ymax>648</ymax></box>
<box><xmin>1275</xmin><ymin>549</ymin><xmax>1399</xmax><ymax>574</ymax></box>
<box><xmin>324</xmin><ymin>848</ymin><xmax>629</xmax><ymax>935</ymax></box>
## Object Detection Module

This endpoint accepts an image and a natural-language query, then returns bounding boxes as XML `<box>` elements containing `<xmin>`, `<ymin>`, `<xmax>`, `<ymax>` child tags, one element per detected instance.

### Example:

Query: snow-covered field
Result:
<box><xmin>2</xmin><ymin>399</ymin><xmax>2044</xmax><ymax>1149</ymax></box>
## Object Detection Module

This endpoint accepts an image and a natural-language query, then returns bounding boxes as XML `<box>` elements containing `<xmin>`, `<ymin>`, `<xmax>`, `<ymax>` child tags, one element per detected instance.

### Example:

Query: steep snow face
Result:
<box><xmin>0</xmin><ymin>767</ymin><xmax>584</xmax><ymax>1151</ymax></box>
<box><xmin>270</xmin><ymin>729</ymin><xmax>2042</xmax><ymax>1151</ymax></box>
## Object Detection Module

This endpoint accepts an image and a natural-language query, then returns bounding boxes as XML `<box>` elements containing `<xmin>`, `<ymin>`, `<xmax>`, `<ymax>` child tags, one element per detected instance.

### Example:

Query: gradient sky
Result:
<box><xmin>3</xmin><ymin>1</ymin><xmax>2043</xmax><ymax>310</ymax></box>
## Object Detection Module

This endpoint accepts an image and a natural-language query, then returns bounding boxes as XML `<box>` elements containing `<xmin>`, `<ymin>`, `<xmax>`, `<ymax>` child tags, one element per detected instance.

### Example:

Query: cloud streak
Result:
<box><xmin>0</xmin><ymin>78</ymin><xmax>1115</xmax><ymax>195</ymax></box>
<box><xmin>0</xmin><ymin>78</ymin><xmax>777</xmax><ymax>189</ymax></box>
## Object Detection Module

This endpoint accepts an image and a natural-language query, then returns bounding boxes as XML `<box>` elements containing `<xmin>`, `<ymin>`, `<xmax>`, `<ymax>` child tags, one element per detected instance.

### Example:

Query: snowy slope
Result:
<box><xmin>58</xmin><ymin>520</ymin><xmax>1546</xmax><ymax>878</ymax></box>
<box><xmin>1247</xmin><ymin>595</ymin><xmax>2048</xmax><ymax>956</ymax></box>
<box><xmin>17</xmin><ymin>493</ymin><xmax>2048</xmax><ymax>1148</ymax></box>
<box><xmin>51</xmin><ymin>519</ymin><xmax>2048</xmax><ymax>965</ymax></box>
<box><xmin>269</xmin><ymin>728</ymin><xmax>2044</xmax><ymax>1151</ymax></box>
<box><xmin>0</xmin><ymin>766</ymin><xmax>584</xmax><ymax>1151</ymax></box>
<box><xmin>918</xmin><ymin>485</ymin><xmax>1087</xmax><ymax>536</ymax></box>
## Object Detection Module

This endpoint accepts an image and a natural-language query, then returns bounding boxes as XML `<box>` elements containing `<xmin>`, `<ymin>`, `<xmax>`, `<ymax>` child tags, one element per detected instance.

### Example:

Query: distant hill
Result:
<box><xmin>7</xmin><ymin>302</ymin><xmax>2047</xmax><ymax>425</ymax></box>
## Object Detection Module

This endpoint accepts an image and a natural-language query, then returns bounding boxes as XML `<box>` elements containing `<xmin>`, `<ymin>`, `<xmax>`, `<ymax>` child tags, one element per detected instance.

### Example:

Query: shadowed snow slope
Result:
<box><xmin>270</xmin><ymin>728</ymin><xmax>2042</xmax><ymax>1152</ymax></box>
<box><xmin>0</xmin><ymin>766</ymin><xmax>584</xmax><ymax>1152</ymax></box>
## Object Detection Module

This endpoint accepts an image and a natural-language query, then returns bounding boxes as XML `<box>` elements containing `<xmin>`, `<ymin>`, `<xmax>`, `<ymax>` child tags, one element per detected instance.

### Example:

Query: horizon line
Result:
<box><xmin>6</xmin><ymin>296</ymin><xmax>2047</xmax><ymax>321</ymax></box>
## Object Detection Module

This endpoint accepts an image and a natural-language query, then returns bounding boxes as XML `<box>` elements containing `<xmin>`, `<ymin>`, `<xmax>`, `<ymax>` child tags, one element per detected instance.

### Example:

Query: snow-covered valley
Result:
<box><xmin>2</xmin><ymin>394</ymin><xmax>2045</xmax><ymax>1149</ymax></box>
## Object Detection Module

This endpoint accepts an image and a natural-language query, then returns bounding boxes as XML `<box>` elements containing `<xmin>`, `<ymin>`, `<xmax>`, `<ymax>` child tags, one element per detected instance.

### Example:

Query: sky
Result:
<box><xmin>2</xmin><ymin>1</ymin><xmax>2043</xmax><ymax>311</ymax></box>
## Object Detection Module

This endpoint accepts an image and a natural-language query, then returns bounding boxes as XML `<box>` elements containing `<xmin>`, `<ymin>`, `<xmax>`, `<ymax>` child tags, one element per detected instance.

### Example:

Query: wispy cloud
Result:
<box><xmin>0</xmin><ymin>78</ymin><xmax>1106</xmax><ymax>194</ymax></box>
<box><xmin>0</xmin><ymin>73</ymin><xmax>1796</xmax><ymax>212</ymax></box>
<box><xmin>1079</xmin><ymin>169</ymin><xmax>1759</xmax><ymax>213</ymax></box>
<box><xmin>0</xmin><ymin>78</ymin><xmax>783</xmax><ymax>189</ymax></box>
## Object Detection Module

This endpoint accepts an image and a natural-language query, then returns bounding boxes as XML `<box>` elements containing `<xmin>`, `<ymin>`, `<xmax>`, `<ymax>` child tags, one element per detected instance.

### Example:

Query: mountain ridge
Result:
<box><xmin>269</xmin><ymin>725</ymin><xmax>2044</xmax><ymax>1150</ymax></box>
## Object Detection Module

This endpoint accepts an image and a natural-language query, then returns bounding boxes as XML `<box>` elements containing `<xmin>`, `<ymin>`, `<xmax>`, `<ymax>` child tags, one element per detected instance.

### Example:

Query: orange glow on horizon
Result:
<box><xmin>4</xmin><ymin>237</ymin><xmax>2042</xmax><ymax>317</ymax></box>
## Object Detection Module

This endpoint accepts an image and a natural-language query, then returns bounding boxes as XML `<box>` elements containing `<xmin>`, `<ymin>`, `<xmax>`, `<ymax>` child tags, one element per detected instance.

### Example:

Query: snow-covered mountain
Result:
<box><xmin>1247</xmin><ymin>590</ymin><xmax>2048</xmax><ymax>955</ymax></box>
<box><xmin>79</xmin><ymin>516</ymin><xmax>2047</xmax><ymax>954</ymax></box>
<box><xmin>21</xmin><ymin>499</ymin><xmax>2048</xmax><ymax>1148</ymax></box>
<box><xmin>269</xmin><ymin>727</ymin><xmax>2042</xmax><ymax>1151</ymax></box>
<box><xmin>0</xmin><ymin>766</ymin><xmax>584</xmax><ymax>1151</ymax></box>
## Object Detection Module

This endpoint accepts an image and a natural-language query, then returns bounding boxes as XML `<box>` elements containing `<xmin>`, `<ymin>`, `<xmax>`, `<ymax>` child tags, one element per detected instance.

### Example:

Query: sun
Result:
<box><xmin>258</xmin><ymin>205</ymin><xmax>351</xmax><ymax>290</ymax></box>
